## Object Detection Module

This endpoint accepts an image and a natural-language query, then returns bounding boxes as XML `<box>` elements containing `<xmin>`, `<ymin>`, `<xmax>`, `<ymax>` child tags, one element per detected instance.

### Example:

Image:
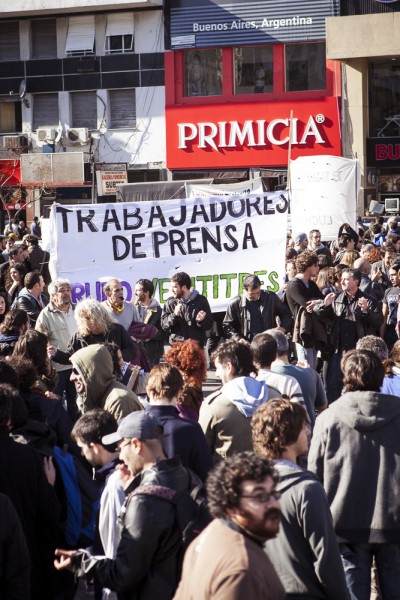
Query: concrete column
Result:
<box><xmin>342</xmin><ymin>58</ymin><xmax>369</xmax><ymax>213</ymax></box>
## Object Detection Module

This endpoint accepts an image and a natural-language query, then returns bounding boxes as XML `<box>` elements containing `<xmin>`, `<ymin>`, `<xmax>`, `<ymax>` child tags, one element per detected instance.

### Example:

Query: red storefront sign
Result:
<box><xmin>0</xmin><ymin>159</ymin><xmax>21</xmax><ymax>186</ymax></box>
<box><xmin>166</xmin><ymin>97</ymin><xmax>341</xmax><ymax>169</ymax></box>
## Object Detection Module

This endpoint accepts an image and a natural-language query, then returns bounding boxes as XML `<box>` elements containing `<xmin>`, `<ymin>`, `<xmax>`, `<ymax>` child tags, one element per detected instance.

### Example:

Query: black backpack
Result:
<box><xmin>132</xmin><ymin>473</ymin><xmax>211</xmax><ymax>575</ymax></box>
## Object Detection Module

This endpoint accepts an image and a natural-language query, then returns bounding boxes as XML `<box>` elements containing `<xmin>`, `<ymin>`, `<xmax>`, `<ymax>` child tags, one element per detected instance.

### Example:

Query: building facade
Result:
<box><xmin>164</xmin><ymin>0</ymin><xmax>342</xmax><ymax>189</ymax></box>
<box><xmin>0</xmin><ymin>0</ymin><xmax>165</xmax><ymax>224</ymax></box>
<box><xmin>327</xmin><ymin>0</ymin><xmax>400</xmax><ymax>213</ymax></box>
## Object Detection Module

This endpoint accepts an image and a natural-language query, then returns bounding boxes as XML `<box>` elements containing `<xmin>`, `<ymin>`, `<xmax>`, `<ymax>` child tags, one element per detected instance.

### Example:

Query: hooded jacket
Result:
<box><xmin>161</xmin><ymin>289</ymin><xmax>213</xmax><ymax>346</ymax></box>
<box><xmin>199</xmin><ymin>376</ymin><xmax>281</xmax><ymax>462</ymax></box>
<box><xmin>264</xmin><ymin>461</ymin><xmax>348</xmax><ymax>600</ymax></box>
<box><xmin>70</xmin><ymin>344</ymin><xmax>142</xmax><ymax>421</ymax></box>
<box><xmin>308</xmin><ymin>390</ymin><xmax>400</xmax><ymax>543</ymax></box>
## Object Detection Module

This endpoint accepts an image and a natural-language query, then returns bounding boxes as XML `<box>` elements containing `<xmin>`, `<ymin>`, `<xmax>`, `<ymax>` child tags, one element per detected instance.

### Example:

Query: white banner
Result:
<box><xmin>289</xmin><ymin>156</ymin><xmax>360</xmax><ymax>241</ymax></box>
<box><xmin>49</xmin><ymin>192</ymin><xmax>288</xmax><ymax>311</ymax></box>
<box><xmin>186</xmin><ymin>177</ymin><xmax>264</xmax><ymax>199</ymax></box>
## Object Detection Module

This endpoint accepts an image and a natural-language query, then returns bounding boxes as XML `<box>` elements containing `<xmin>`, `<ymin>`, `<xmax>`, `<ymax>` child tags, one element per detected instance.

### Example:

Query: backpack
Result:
<box><xmin>132</xmin><ymin>473</ymin><xmax>211</xmax><ymax>576</ymax></box>
<box><xmin>53</xmin><ymin>446</ymin><xmax>100</xmax><ymax>548</ymax></box>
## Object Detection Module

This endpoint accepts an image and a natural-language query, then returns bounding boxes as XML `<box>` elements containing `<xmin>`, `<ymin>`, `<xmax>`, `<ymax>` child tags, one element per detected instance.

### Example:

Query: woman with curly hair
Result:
<box><xmin>163</xmin><ymin>339</ymin><xmax>207</xmax><ymax>420</ymax></box>
<box><xmin>49</xmin><ymin>298</ymin><xmax>137</xmax><ymax>365</ymax></box>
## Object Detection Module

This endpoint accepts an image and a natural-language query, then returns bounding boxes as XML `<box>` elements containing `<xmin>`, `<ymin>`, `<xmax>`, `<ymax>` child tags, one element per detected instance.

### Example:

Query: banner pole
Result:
<box><xmin>287</xmin><ymin>109</ymin><xmax>294</xmax><ymax>191</ymax></box>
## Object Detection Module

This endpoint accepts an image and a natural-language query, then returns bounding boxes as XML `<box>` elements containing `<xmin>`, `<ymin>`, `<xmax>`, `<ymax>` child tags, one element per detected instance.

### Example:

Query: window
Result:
<box><xmin>184</xmin><ymin>49</ymin><xmax>222</xmax><ymax>97</ymax></box>
<box><xmin>109</xmin><ymin>89</ymin><xmax>135</xmax><ymax>128</ymax></box>
<box><xmin>369</xmin><ymin>62</ymin><xmax>400</xmax><ymax>137</ymax></box>
<box><xmin>234</xmin><ymin>46</ymin><xmax>273</xmax><ymax>95</ymax></box>
<box><xmin>0</xmin><ymin>21</ymin><xmax>19</xmax><ymax>61</ymax></box>
<box><xmin>71</xmin><ymin>91</ymin><xmax>97</xmax><ymax>129</ymax></box>
<box><xmin>31</xmin><ymin>19</ymin><xmax>57</xmax><ymax>58</ymax></box>
<box><xmin>65</xmin><ymin>16</ymin><xmax>95</xmax><ymax>56</ymax></box>
<box><xmin>32</xmin><ymin>94</ymin><xmax>59</xmax><ymax>130</ymax></box>
<box><xmin>0</xmin><ymin>102</ymin><xmax>21</xmax><ymax>133</ymax></box>
<box><xmin>285</xmin><ymin>42</ymin><xmax>326</xmax><ymax>92</ymax></box>
<box><xmin>104</xmin><ymin>13</ymin><xmax>134</xmax><ymax>54</ymax></box>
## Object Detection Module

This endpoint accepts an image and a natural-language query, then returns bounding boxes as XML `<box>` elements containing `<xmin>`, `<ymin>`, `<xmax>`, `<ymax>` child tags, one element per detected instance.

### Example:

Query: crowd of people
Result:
<box><xmin>1</xmin><ymin>214</ymin><xmax>400</xmax><ymax>599</ymax></box>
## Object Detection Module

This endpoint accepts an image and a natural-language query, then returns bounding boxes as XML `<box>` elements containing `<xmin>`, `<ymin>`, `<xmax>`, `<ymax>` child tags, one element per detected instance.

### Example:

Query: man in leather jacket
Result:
<box><xmin>223</xmin><ymin>274</ymin><xmax>292</xmax><ymax>341</ymax></box>
<box><xmin>55</xmin><ymin>411</ymin><xmax>195</xmax><ymax>600</ymax></box>
<box><xmin>315</xmin><ymin>268</ymin><xmax>383</xmax><ymax>403</ymax></box>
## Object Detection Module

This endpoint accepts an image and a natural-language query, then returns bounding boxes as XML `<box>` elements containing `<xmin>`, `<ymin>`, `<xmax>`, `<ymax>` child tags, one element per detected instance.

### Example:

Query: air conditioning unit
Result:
<box><xmin>67</xmin><ymin>128</ymin><xmax>89</xmax><ymax>144</ymax></box>
<box><xmin>37</xmin><ymin>128</ymin><xmax>56</xmax><ymax>142</ymax></box>
<box><xmin>3</xmin><ymin>135</ymin><xmax>28</xmax><ymax>149</ymax></box>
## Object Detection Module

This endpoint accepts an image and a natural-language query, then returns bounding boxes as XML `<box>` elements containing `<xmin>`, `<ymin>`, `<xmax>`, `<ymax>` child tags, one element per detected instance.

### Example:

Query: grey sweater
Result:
<box><xmin>264</xmin><ymin>461</ymin><xmax>347</xmax><ymax>600</ymax></box>
<box><xmin>308</xmin><ymin>390</ymin><xmax>400</xmax><ymax>543</ymax></box>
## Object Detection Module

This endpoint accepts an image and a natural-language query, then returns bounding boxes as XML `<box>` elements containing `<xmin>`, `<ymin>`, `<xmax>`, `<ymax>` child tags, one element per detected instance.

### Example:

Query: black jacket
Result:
<box><xmin>0</xmin><ymin>427</ymin><xmax>60</xmax><ymax>599</ymax></box>
<box><xmin>53</xmin><ymin>322</ymin><xmax>137</xmax><ymax>365</ymax></box>
<box><xmin>161</xmin><ymin>290</ymin><xmax>213</xmax><ymax>347</ymax></box>
<box><xmin>223</xmin><ymin>290</ymin><xmax>293</xmax><ymax>341</ymax></box>
<box><xmin>0</xmin><ymin>493</ymin><xmax>31</xmax><ymax>600</ymax></box>
<box><xmin>75</xmin><ymin>456</ymin><xmax>192</xmax><ymax>600</ymax></box>
<box><xmin>16</xmin><ymin>289</ymin><xmax>49</xmax><ymax>325</ymax></box>
<box><xmin>285</xmin><ymin>277</ymin><xmax>323</xmax><ymax>321</ymax></box>
<box><xmin>315</xmin><ymin>289</ymin><xmax>383</xmax><ymax>353</ymax></box>
<box><xmin>28</xmin><ymin>246</ymin><xmax>51</xmax><ymax>285</ymax></box>
<box><xmin>145</xmin><ymin>405</ymin><xmax>213</xmax><ymax>482</ymax></box>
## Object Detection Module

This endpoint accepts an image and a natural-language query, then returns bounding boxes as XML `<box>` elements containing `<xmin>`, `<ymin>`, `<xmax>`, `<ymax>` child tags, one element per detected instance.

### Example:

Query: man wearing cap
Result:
<box><xmin>55</xmin><ymin>411</ymin><xmax>196</xmax><ymax>600</ymax></box>
<box><xmin>293</xmin><ymin>232</ymin><xmax>308</xmax><ymax>255</ymax></box>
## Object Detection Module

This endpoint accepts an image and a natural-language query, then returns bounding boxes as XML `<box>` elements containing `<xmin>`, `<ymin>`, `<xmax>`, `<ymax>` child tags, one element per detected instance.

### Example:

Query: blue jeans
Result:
<box><xmin>326</xmin><ymin>352</ymin><xmax>344</xmax><ymax>404</ymax></box>
<box><xmin>295</xmin><ymin>344</ymin><xmax>318</xmax><ymax>370</ymax></box>
<box><xmin>340</xmin><ymin>543</ymin><xmax>400</xmax><ymax>600</ymax></box>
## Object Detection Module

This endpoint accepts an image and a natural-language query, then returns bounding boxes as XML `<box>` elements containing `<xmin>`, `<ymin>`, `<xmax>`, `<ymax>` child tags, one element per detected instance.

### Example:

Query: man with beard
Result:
<box><xmin>252</xmin><ymin>399</ymin><xmax>348</xmax><ymax>599</ymax></box>
<box><xmin>161</xmin><ymin>271</ymin><xmax>213</xmax><ymax>347</ymax></box>
<box><xmin>173</xmin><ymin>451</ymin><xmax>285</xmax><ymax>600</ymax></box>
<box><xmin>37</xmin><ymin>278</ymin><xmax>79</xmax><ymax>421</ymax></box>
